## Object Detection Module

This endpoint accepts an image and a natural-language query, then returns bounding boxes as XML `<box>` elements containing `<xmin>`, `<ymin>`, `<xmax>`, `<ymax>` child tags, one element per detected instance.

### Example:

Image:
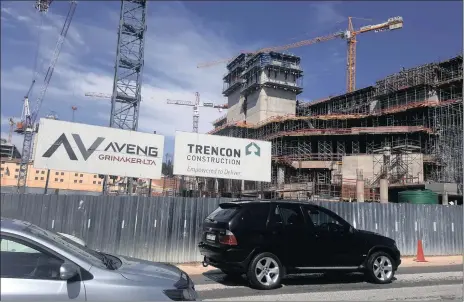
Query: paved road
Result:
<box><xmin>191</xmin><ymin>265</ymin><xmax>463</xmax><ymax>301</ymax></box>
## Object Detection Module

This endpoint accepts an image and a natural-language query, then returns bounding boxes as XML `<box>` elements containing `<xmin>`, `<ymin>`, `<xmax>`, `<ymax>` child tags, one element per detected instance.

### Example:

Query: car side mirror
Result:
<box><xmin>60</xmin><ymin>262</ymin><xmax>79</xmax><ymax>280</ymax></box>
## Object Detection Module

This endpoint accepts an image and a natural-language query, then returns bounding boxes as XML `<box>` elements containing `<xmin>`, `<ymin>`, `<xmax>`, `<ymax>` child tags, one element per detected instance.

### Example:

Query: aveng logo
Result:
<box><xmin>42</xmin><ymin>133</ymin><xmax>158</xmax><ymax>161</ymax></box>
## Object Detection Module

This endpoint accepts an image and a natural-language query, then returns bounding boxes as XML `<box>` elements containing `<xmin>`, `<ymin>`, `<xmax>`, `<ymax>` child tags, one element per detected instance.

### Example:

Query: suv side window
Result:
<box><xmin>305</xmin><ymin>207</ymin><xmax>346</xmax><ymax>232</ymax></box>
<box><xmin>240</xmin><ymin>204</ymin><xmax>270</xmax><ymax>230</ymax></box>
<box><xmin>1</xmin><ymin>236</ymin><xmax>64</xmax><ymax>280</ymax></box>
<box><xmin>277</xmin><ymin>204</ymin><xmax>305</xmax><ymax>228</ymax></box>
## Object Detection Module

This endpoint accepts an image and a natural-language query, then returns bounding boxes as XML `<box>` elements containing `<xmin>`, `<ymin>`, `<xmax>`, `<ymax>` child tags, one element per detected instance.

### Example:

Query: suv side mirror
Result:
<box><xmin>60</xmin><ymin>262</ymin><xmax>79</xmax><ymax>280</ymax></box>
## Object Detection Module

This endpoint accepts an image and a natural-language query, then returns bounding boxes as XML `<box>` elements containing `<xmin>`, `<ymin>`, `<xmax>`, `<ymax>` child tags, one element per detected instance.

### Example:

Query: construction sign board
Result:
<box><xmin>173</xmin><ymin>131</ymin><xmax>271</xmax><ymax>182</ymax></box>
<box><xmin>33</xmin><ymin>119</ymin><xmax>164</xmax><ymax>179</ymax></box>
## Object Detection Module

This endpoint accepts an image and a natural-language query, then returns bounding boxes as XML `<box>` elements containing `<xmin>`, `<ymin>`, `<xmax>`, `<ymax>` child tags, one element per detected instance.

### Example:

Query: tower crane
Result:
<box><xmin>86</xmin><ymin>92</ymin><xmax>228</xmax><ymax>133</ymax></box>
<box><xmin>197</xmin><ymin>16</ymin><xmax>404</xmax><ymax>93</ymax></box>
<box><xmin>167</xmin><ymin>92</ymin><xmax>227</xmax><ymax>196</ymax></box>
<box><xmin>16</xmin><ymin>0</ymin><xmax>78</xmax><ymax>193</ymax></box>
<box><xmin>166</xmin><ymin>92</ymin><xmax>228</xmax><ymax>133</ymax></box>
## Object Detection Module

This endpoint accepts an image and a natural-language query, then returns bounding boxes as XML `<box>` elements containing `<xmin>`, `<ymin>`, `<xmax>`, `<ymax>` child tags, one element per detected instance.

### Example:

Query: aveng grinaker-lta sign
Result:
<box><xmin>33</xmin><ymin>119</ymin><xmax>164</xmax><ymax>179</ymax></box>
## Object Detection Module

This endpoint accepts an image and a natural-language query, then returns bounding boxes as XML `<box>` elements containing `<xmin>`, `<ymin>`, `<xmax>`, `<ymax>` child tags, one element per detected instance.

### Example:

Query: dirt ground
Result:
<box><xmin>176</xmin><ymin>255</ymin><xmax>463</xmax><ymax>276</ymax></box>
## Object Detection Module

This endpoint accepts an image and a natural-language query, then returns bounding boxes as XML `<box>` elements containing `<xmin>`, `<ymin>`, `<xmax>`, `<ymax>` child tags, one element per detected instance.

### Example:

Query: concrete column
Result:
<box><xmin>379</xmin><ymin>178</ymin><xmax>389</xmax><ymax>203</ymax></box>
<box><xmin>241</xmin><ymin>180</ymin><xmax>245</xmax><ymax>192</ymax></box>
<box><xmin>258</xmin><ymin>181</ymin><xmax>264</xmax><ymax>199</ymax></box>
<box><xmin>356</xmin><ymin>169</ymin><xmax>365</xmax><ymax>203</ymax></box>
<box><xmin>214</xmin><ymin>178</ymin><xmax>219</xmax><ymax>195</ymax></box>
<box><xmin>442</xmin><ymin>191</ymin><xmax>449</xmax><ymax>205</ymax></box>
<box><xmin>277</xmin><ymin>166</ymin><xmax>285</xmax><ymax>188</ymax></box>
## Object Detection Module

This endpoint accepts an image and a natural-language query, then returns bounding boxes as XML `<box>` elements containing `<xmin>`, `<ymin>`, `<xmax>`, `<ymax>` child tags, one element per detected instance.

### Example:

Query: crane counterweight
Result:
<box><xmin>35</xmin><ymin>0</ymin><xmax>53</xmax><ymax>12</ymax></box>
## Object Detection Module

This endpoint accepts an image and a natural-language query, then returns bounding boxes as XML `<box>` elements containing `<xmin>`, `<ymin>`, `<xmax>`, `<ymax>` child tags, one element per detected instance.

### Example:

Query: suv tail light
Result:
<box><xmin>219</xmin><ymin>230</ymin><xmax>238</xmax><ymax>246</ymax></box>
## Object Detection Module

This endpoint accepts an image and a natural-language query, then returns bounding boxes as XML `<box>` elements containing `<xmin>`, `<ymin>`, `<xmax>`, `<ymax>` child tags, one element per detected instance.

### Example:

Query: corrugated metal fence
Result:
<box><xmin>1</xmin><ymin>194</ymin><xmax>462</xmax><ymax>263</ymax></box>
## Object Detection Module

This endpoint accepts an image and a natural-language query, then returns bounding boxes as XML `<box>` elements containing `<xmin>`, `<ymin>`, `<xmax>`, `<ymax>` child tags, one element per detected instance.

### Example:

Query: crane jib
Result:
<box><xmin>17</xmin><ymin>0</ymin><xmax>78</xmax><ymax>193</ymax></box>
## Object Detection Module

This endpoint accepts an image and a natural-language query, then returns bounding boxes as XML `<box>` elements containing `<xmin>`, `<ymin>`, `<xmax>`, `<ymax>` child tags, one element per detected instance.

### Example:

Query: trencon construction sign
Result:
<box><xmin>173</xmin><ymin>131</ymin><xmax>271</xmax><ymax>182</ymax></box>
<box><xmin>33</xmin><ymin>119</ymin><xmax>164</xmax><ymax>179</ymax></box>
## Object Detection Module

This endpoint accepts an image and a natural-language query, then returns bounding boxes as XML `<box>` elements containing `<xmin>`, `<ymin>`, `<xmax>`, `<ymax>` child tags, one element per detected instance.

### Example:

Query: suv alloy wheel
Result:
<box><xmin>247</xmin><ymin>252</ymin><xmax>283</xmax><ymax>290</ymax></box>
<box><xmin>365</xmin><ymin>251</ymin><xmax>396</xmax><ymax>284</ymax></box>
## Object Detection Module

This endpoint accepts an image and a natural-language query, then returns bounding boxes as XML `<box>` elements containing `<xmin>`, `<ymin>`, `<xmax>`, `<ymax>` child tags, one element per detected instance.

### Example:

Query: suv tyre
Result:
<box><xmin>247</xmin><ymin>252</ymin><xmax>283</xmax><ymax>290</ymax></box>
<box><xmin>365</xmin><ymin>251</ymin><xmax>395</xmax><ymax>284</ymax></box>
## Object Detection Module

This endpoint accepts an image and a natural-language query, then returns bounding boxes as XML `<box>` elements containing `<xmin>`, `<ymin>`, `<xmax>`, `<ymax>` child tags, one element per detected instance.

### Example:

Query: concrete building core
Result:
<box><xmin>222</xmin><ymin>52</ymin><xmax>303</xmax><ymax>125</ymax></box>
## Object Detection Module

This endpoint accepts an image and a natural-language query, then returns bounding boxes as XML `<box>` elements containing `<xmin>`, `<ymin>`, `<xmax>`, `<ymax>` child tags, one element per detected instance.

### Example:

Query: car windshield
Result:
<box><xmin>24</xmin><ymin>223</ymin><xmax>108</xmax><ymax>269</ymax></box>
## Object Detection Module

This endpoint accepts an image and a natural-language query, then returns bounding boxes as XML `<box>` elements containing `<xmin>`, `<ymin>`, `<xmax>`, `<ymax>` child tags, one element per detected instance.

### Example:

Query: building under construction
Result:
<box><xmin>205</xmin><ymin>52</ymin><xmax>463</xmax><ymax>202</ymax></box>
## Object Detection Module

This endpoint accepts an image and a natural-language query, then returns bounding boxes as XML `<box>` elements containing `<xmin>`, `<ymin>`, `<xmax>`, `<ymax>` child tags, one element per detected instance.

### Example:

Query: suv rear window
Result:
<box><xmin>206</xmin><ymin>204</ymin><xmax>240</xmax><ymax>222</ymax></box>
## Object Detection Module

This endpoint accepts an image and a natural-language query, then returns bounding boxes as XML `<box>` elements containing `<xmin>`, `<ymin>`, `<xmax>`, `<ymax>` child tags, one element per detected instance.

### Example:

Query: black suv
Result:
<box><xmin>198</xmin><ymin>200</ymin><xmax>401</xmax><ymax>290</ymax></box>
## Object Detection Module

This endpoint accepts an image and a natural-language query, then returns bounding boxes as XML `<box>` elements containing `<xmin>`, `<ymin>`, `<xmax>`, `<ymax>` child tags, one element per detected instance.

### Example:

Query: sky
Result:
<box><xmin>1</xmin><ymin>1</ymin><xmax>462</xmax><ymax>156</ymax></box>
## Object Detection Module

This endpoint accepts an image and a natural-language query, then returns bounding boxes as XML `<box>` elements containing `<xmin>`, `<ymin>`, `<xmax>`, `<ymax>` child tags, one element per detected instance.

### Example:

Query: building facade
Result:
<box><xmin>0</xmin><ymin>158</ymin><xmax>179</xmax><ymax>196</ymax></box>
<box><xmin>0</xmin><ymin>139</ymin><xmax>21</xmax><ymax>159</ymax></box>
<box><xmin>209</xmin><ymin>55</ymin><xmax>463</xmax><ymax>201</ymax></box>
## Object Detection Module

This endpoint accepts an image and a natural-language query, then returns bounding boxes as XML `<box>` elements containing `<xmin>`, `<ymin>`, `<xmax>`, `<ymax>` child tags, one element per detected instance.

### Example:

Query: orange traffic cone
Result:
<box><xmin>414</xmin><ymin>239</ymin><xmax>427</xmax><ymax>262</ymax></box>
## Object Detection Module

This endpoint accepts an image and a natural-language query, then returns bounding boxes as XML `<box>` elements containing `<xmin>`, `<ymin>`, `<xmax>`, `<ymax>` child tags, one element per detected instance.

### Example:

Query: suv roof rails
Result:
<box><xmin>224</xmin><ymin>199</ymin><xmax>318</xmax><ymax>205</ymax></box>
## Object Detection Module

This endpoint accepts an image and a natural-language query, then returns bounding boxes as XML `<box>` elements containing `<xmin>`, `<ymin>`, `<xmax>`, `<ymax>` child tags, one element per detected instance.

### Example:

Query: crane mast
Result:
<box><xmin>193</xmin><ymin>92</ymin><xmax>200</xmax><ymax>133</ymax></box>
<box><xmin>345</xmin><ymin>16</ymin><xmax>404</xmax><ymax>92</ymax></box>
<box><xmin>346</xmin><ymin>17</ymin><xmax>357</xmax><ymax>93</ymax></box>
<box><xmin>16</xmin><ymin>0</ymin><xmax>77</xmax><ymax>193</ymax></box>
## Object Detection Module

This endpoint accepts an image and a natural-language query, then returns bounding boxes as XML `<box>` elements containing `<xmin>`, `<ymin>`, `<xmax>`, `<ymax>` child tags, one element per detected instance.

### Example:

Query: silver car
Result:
<box><xmin>0</xmin><ymin>217</ymin><xmax>198</xmax><ymax>301</ymax></box>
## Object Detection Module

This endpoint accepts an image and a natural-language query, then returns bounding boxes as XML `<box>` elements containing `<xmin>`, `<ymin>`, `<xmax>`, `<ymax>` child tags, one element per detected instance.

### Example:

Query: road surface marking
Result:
<box><xmin>203</xmin><ymin>284</ymin><xmax>462</xmax><ymax>301</ymax></box>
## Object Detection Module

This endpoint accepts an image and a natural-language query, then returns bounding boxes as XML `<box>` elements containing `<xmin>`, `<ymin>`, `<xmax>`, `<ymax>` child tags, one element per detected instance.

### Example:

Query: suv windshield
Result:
<box><xmin>206</xmin><ymin>204</ymin><xmax>240</xmax><ymax>222</ymax></box>
<box><xmin>24</xmin><ymin>223</ymin><xmax>111</xmax><ymax>269</ymax></box>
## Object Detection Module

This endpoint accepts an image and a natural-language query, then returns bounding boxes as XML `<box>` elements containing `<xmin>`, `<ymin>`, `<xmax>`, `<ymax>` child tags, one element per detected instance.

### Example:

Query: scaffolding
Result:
<box><xmin>222</xmin><ymin>51</ymin><xmax>304</xmax><ymax>97</ymax></box>
<box><xmin>208</xmin><ymin>55</ymin><xmax>463</xmax><ymax>198</ymax></box>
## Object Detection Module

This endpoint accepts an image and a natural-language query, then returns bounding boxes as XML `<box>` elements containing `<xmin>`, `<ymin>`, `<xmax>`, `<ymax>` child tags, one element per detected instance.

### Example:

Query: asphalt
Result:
<box><xmin>191</xmin><ymin>265</ymin><xmax>463</xmax><ymax>301</ymax></box>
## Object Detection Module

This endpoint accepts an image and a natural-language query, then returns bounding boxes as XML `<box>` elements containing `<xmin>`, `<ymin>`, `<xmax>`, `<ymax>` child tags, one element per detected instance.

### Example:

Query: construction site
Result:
<box><xmin>201</xmin><ymin>53</ymin><xmax>463</xmax><ymax>202</ymax></box>
<box><xmin>3</xmin><ymin>2</ymin><xmax>462</xmax><ymax>203</ymax></box>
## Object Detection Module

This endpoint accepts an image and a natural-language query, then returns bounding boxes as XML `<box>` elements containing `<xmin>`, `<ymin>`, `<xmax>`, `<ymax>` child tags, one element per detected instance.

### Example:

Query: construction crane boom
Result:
<box><xmin>16</xmin><ymin>0</ymin><xmax>78</xmax><ymax>193</ymax></box>
<box><xmin>166</xmin><ymin>99</ymin><xmax>228</xmax><ymax>109</ymax></box>
<box><xmin>31</xmin><ymin>1</ymin><xmax>77</xmax><ymax>122</ymax></box>
<box><xmin>197</xmin><ymin>16</ymin><xmax>403</xmax><ymax>93</ymax></box>
<box><xmin>197</xmin><ymin>32</ymin><xmax>345</xmax><ymax>69</ymax></box>
<box><xmin>166</xmin><ymin>92</ymin><xmax>227</xmax><ymax>133</ymax></box>
<box><xmin>85</xmin><ymin>92</ymin><xmax>114</xmax><ymax>99</ymax></box>
<box><xmin>84</xmin><ymin>92</ymin><xmax>157</xmax><ymax>103</ymax></box>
